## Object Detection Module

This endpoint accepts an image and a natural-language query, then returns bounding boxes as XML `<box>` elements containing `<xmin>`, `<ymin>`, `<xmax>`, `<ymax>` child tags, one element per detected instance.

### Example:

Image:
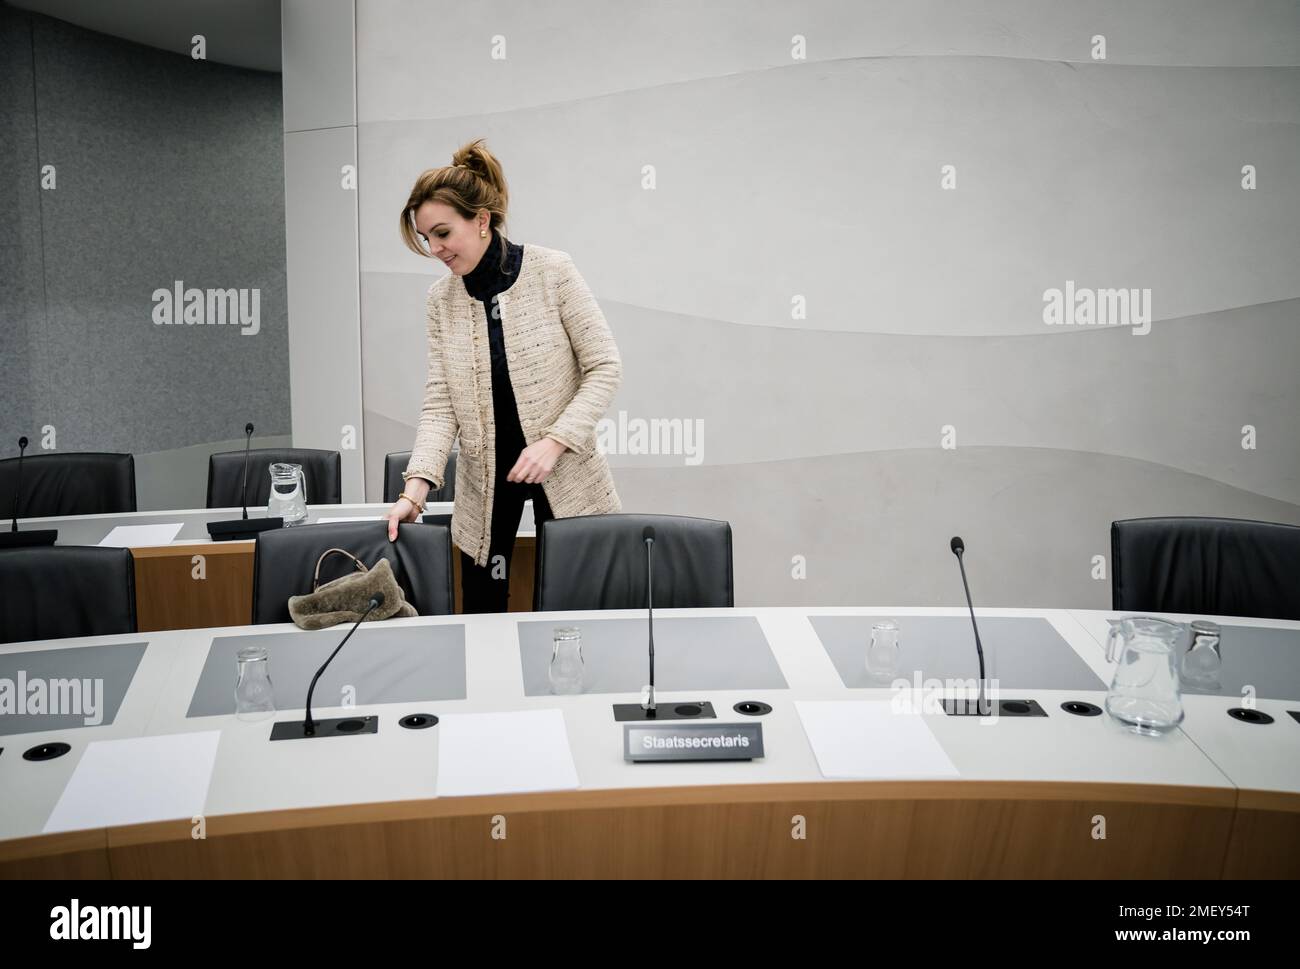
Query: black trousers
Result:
<box><xmin>460</xmin><ymin>463</ymin><xmax>554</xmax><ymax>614</ymax></box>
<box><xmin>463</xmin><ymin>288</ymin><xmax>554</xmax><ymax>613</ymax></box>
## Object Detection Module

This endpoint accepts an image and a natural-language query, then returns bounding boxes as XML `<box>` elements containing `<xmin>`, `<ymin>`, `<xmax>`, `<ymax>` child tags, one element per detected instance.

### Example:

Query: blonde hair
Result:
<box><xmin>399</xmin><ymin>138</ymin><xmax>511</xmax><ymax>272</ymax></box>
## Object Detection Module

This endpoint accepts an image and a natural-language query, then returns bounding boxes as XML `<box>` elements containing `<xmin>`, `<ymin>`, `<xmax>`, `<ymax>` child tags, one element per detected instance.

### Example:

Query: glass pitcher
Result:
<box><xmin>1104</xmin><ymin>616</ymin><xmax>1185</xmax><ymax>736</ymax></box>
<box><xmin>268</xmin><ymin>462</ymin><xmax>308</xmax><ymax>525</ymax></box>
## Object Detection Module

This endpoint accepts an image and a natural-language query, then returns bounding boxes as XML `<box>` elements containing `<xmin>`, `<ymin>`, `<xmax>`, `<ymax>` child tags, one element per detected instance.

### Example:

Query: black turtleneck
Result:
<box><xmin>462</xmin><ymin>227</ymin><xmax>522</xmax><ymax>302</ymax></box>
<box><xmin>461</xmin><ymin>229</ymin><xmax>528</xmax><ymax>469</ymax></box>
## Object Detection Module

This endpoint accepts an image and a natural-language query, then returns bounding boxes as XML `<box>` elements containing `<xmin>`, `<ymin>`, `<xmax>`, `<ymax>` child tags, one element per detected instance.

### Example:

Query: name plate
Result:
<box><xmin>624</xmin><ymin>722</ymin><xmax>764</xmax><ymax>762</ymax></box>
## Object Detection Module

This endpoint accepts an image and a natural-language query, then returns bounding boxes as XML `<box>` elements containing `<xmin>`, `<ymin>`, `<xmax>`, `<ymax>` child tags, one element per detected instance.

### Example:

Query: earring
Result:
<box><xmin>480</xmin><ymin>228</ymin><xmax>487</xmax><ymax>238</ymax></box>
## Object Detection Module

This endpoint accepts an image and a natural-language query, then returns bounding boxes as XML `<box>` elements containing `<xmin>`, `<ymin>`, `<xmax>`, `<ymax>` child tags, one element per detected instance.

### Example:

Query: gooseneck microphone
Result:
<box><xmin>611</xmin><ymin>523</ymin><xmax>716</xmax><ymax>723</ymax></box>
<box><xmin>238</xmin><ymin>422</ymin><xmax>255</xmax><ymax>520</ymax></box>
<box><xmin>271</xmin><ymin>593</ymin><xmax>385</xmax><ymax>741</ymax></box>
<box><xmin>304</xmin><ymin>593</ymin><xmax>383</xmax><ymax>735</ymax></box>
<box><xmin>1</xmin><ymin>435</ymin><xmax>58</xmax><ymax>549</ymax></box>
<box><xmin>949</xmin><ymin>536</ymin><xmax>988</xmax><ymax>715</ymax></box>
<box><xmin>207</xmin><ymin>422</ymin><xmax>285</xmax><ymax>541</ymax></box>
<box><xmin>642</xmin><ymin>525</ymin><xmax>656</xmax><ymax>713</ymax></box>
<box><xmin>9</xmin><ymin>436</ymin><xmax>27</xmax><ymax>532</ymax></box>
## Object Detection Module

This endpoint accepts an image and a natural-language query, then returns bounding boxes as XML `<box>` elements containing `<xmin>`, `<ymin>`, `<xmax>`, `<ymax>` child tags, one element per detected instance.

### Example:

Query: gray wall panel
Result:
<box><xmin>0</xmin><ymin>4</ymin><xmax>40</xmax><ymax>453</ymax></box>
<box><xmin>284</xmin><ymin>124</ymin><xmax>364</xmax><ymax>502</ymax></box>
<box><xmin>342</xmin><ymin>1</ymin><xmax>1300</xmax><ymax>605</ymax></box>
<box><xmin>357</xmin><ymin>59</ymin><xmax>1300</xmax><ymax>335</ymax></box>
<box><xmin>281</xmin><ymin>0</ymin><xmax>364</xmax><ymax>501</ymax></box>
<box><xmin>1</xmin><ymin>5</ymin><xmax>290</xmax><ymax>509</ymax></box>
<box><xmin>282</xmin><ymin>0</ymin><xmax>355</xmax><ymax>132</ymax></box>
<box><xmin>356</xmin><ymin>0</ymin><xmax>1300</xmax><ymax>124</ymax></box>
<box><xmin>613</xmin><ymin>447</ymin><xmax>1300</xmax><ymax>610</ymax></box>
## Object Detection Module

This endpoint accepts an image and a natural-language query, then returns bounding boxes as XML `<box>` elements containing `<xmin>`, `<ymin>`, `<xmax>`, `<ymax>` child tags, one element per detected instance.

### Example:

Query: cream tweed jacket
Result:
<box><xmin>402</xmin><ymin>243</ymin><xmax>622</xmax><ymax>566</ymax></box>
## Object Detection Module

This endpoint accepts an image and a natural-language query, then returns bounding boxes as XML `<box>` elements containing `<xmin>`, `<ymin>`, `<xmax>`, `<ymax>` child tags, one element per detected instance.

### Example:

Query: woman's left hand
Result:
<box><xmin>507</xmin><ymin>437</ymin><xmax>568</xmax><ymax>485</ymax></box>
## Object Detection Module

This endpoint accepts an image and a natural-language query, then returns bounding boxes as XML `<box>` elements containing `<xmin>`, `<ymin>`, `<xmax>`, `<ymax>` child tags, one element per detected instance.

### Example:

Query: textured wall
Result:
<box><xmin>353</xmin><ymin>0</ymin><xmax>1299</xmax><ymax>608</ymax></box>
<box><xmin>0</xmin><ymin>4</ymin><xmax>290</xmax><ymax>511</ymax></box>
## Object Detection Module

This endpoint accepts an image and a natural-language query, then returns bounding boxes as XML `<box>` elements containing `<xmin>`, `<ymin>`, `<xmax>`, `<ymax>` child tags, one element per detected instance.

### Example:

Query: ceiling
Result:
<box><xmin>7</xmin><ymin>0</ymin><xmax>282</xmax><ymax>72</ymax></box>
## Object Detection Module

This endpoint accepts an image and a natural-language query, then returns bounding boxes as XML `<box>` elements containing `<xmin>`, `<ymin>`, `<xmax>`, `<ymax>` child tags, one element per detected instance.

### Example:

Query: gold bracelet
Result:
<box><xmin>398</xmin><ymin>491</ymin><xmax>427</xmax><ymax>513</ymax></box>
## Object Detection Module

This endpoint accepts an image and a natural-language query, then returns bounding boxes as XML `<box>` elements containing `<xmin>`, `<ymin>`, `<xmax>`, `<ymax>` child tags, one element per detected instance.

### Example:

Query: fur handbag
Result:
<box><xmin>287</xmin><ymin>548</ymin><xmax>418</xmax><ymax>630</ymax></box>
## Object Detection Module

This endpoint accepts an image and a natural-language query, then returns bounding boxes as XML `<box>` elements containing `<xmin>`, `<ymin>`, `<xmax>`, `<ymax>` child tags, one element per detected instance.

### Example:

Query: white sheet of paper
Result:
<box><xmin>314</xmin><ymin>515</ymin><xmax>424</xmax><ymax>524</ymax></box>
<box><xmin>795</xmin><ymin>700</ymin><xmax>960</xmax><ymax>780</ymax></box>
<box><xmin>436</xmin><ymin>709</ymin><xmax>579</xmax><ymax>797</ymax></box>
<box><xmin>98</xmin><ymin>523</ymin><xmax>183</xmax><ymax>547</ymax></box>
<box><xmin>43</xmin><ymin>731</ymin><xmax>222</xmax><ymax>833</ymax></box>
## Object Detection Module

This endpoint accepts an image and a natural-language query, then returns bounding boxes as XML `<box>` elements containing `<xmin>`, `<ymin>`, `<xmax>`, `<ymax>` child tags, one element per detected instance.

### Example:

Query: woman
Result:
<box><xmin>385</xmin><ymin>138</ymin><xmax>623</xmax><ymax>613</ymax></box>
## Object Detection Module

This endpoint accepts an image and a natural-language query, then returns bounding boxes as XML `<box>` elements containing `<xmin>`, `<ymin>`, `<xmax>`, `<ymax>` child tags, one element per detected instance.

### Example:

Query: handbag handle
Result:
<box><xmin>312</xmin><ymin>548</ymin><xmax>369</xmax><ymax>591</ymax></box>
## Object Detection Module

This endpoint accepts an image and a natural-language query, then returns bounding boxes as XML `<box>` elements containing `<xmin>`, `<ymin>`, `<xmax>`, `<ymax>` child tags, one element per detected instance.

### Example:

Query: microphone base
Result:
<box><xmin>269</xmin><ymin>714</ymin><xmax>378</xmax><ymax>741</ymax></box>
<box><xmin>613</xmin><ymin>700</ymin><xmax>716</xmax><ymax>722</ymax></box>
<box><xmin>940</xmin><ymin>698</ymin><xmax>1047</xmax><ymax>718</ymax></box>
<box><xmin>207</xmin><ymin>516</ymin><xmax>284</xmax><ymax>542</ymax></box>
<box><xmin>0</xmin><ymin>529</ymin><xmax>57</xmax><ymax>548</ymax></box>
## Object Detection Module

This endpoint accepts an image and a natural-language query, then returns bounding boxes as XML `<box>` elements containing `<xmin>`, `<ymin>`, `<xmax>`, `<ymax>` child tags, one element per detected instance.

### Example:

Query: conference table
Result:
<box><xmin>16</xmin><ymin>501</ymin><xmax>539</xmax><ymax>627</ymax></box>
<box><xmin>1</xmin><ymin>604</ymin><xmax>1295</xmax><ymax>879</ymax></box>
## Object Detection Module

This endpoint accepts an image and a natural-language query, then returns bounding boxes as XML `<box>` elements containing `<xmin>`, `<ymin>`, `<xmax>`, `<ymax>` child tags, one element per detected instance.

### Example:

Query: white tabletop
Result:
<box><xmin>16</xmin><ymin>501</ymin><xmax>535</xmax><ymax>546</ymax></box>
<box><xmin>1</xmin><ymin>605</ymin><xmax>1268</xmax><ymax>843</ymax></box>
<box><xmin>1069</xmin><ymin>609</ymin><xmax>1300</xmax><ymax>797</ymax></box>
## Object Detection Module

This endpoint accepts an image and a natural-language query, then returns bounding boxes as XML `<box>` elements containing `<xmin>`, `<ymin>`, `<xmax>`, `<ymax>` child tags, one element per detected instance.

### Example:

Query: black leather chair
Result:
<box><xmin>0</xmin><ymin>452</ymin><xmax>136</xmax><ymax>518</ymax></box>
<box><xmin>0</xmin><ymin>546</ymin><xmax>137</xmax><ymax>644</ymax></box>
<box><xmin>251</xmin><ymin>520</ymin><xmax>454</xmax><ymax>623</ymax></box>
<box><xmin>383</xmin><ymin>449</ymin><xmax>456</xmax><ymax>503</ymax></box>
<box><xmin>207</xmin><ymin>448</ymin><xmax>341</xmax><ymax>508</ymax></box>
<box><xmin>1111</xmin><ymin>516</ymin><xmax>1300</xmax><ymax>621</ymax></box>
<box><xmin>535</xmin><ymin>513</ymin><xmax>734</xmax><ymax>612</ymax></box>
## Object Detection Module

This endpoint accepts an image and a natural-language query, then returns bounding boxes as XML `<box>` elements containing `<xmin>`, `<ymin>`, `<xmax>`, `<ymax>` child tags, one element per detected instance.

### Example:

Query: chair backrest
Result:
<box><xmin>1111</xmin><ymin>516</ymin><xmax>1300</xmax><ymax>621</ymax></box>
<box><xmin>251</xmin><ymin>520</ymin><xmax>454</xmax><ymax>623</ymax></box>
<box><xmin>383</xmin><ymin>449</ymin><xmax>456</xmax><ymax>504</ymax></box>
<box><xmin>535</xmin><ymin>513</ymin><xmax>734</xmax><ymax>612</ymax></box>
<box><xmin>207</xmin><ymin>448</ymin><xmax>341</xmax><ymax>508</ymax></box>
<box><xmin>0</xmin><ymin>546</ymin><xmax>137</xmax><ymax>644</ymax></box>
<box><xmin>0</xmin><ymin>452</ymin><xmax>136</xmax><ymax>518</ymax></box>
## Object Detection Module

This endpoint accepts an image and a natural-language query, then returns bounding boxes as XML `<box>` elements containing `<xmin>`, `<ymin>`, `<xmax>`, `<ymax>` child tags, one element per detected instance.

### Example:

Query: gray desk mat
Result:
<box><xmin>0</xmin><ymin>642</ymin><xmax>146</xmax><ymax>735</ymax></box>
<box><xmin>187</xmin><ymin>624</ymin><xmax>466</xmax><ymax>717</ymax></box>
<box><xmin>809</xmin><ymin>616</ymin><xmax>1107</xmax><ymax>691</ymax></box>
<box><xmin>517</xmin><ymin>616</ymin><xmax>788</xmax><ymax>696</ymax></box>
<box><xmin>1108</xmin><ymin>620</ymin><xmax>1300</xmax><ymax>700</ymax></box>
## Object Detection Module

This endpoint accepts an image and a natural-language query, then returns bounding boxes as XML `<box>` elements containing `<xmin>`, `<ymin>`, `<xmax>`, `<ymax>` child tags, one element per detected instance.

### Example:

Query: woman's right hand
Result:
<box><xmin>386</xmin><ymin>478</ymin><xmax>433</xmax><ymax>542</ymax></box>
